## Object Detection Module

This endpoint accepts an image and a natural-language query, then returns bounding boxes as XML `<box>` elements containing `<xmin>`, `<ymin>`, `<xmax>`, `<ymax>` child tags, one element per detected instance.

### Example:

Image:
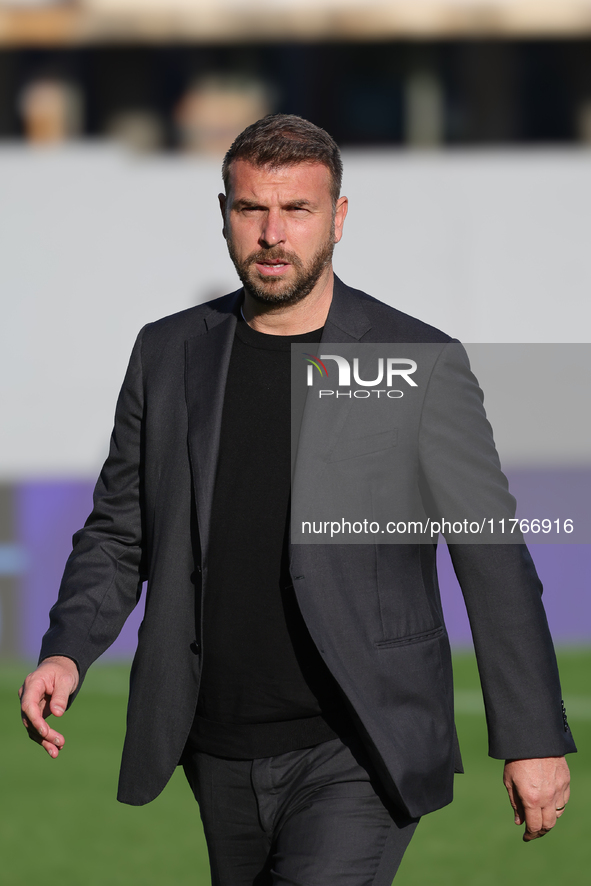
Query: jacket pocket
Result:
<box><xmin>327</xmin><ymin>429</ymin><xmax>398</xmax><ymax>462</ymax></box>
<box><xmin>375</xmin><ymin>624</ymin><xmax>445</xmax><ymax>649</ymax></box>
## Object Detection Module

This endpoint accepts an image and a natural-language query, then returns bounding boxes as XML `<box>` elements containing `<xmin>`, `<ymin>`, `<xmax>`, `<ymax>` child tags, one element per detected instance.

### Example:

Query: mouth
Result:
<box><xmin>255</xmin><ymin>260</ymin><xmax>291</xmax><ymax>276</ymax></box>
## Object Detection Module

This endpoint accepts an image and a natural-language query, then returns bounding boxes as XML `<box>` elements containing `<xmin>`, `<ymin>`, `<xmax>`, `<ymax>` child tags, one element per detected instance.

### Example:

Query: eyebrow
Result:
<box><xmin>232</xmin><ymin>199</ymin><xmax>262</xmax><ymax>210</ymax></box>
<box><xmin>231</xmin><ymin>198</ymin><xmax>315</xmax><ymax>210</ymax></box>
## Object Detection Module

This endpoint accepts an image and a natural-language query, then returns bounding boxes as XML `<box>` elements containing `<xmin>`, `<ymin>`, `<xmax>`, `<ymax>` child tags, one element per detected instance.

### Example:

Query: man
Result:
<box><xmin>20</xmin><ymin>115</ymin><xmax>575</xmax><ymax>886</ymax></box>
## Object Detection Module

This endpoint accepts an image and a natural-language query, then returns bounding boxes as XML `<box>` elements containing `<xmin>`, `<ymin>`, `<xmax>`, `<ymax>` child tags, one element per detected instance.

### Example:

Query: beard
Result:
<box><xmin>226</xmin><ymin>235</ymin><xmax>335</xmax><ymax>307</ymax></box>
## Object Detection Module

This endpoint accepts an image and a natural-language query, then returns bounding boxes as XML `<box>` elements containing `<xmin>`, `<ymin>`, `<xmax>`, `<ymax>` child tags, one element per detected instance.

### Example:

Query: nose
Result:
<box><xmin>259</xmin><ymin>209</ymin><xmax>285</xmax><ymax>248</ymax></box>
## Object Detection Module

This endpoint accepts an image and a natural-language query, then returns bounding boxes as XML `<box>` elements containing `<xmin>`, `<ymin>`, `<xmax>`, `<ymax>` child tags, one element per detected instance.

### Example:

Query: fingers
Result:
<box><xmin>40</xmin><ymin>735</ymin><xmax>64</xmax><ymax>758</ymax></box>
<box><xmin>505</xmin><ymin>781</ymin><xmax>525</xmax><ymax>826</ymax></box>
<box><xmin>20</xmin><ymin>683</ymin><xmax>65</xmax><ymax>756</ymax></box>
<box><xmin>25</xmin><ymin>722</ymin><xmax>65</xmax><ymax>757</ymax></box>
<box><xmin>21</xmin><ymin>706</ymin><xmax>65</xmax><ymax>756</ymax></box>
<box><xmin>20</xmin><ymin>671</ymin><xmax>53</xmax><ymax>736</ymax></box>
<box><xmin>556</xmin><ymin>782</ymin><xmax>570</xmax><ymax>819</ymax></box>
<box><xmin>522</xmin><ymin>790</ymin><xmax>570</xmax><ymax>841</ymax></box>
<box><xmin>49</xmin><ymin>684</ymin><xmax>71</xmax><ymax>718</ymax></box>
<box><xmin>522</xmin><ymin>803</ymin><xmax>555</xmax><ymax>842</ymax></box>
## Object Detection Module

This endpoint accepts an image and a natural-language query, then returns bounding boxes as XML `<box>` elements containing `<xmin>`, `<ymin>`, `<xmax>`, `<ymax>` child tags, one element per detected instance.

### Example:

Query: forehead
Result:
<box><xmin>227</xmin><ymin>159</ymin><xmax>332</xmax><ymax>202</ymax></box>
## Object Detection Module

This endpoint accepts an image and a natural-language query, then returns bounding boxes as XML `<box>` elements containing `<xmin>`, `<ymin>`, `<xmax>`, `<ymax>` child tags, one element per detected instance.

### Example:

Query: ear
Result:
<box><xmin>218</xmin><ymin>193</ymin><xmax>227</xmax><ymax>239</ymax></box>
<box><xmin>333</xmin><ymin>195</ymin><xmax>348</xmax><ymax>244</ymax></box>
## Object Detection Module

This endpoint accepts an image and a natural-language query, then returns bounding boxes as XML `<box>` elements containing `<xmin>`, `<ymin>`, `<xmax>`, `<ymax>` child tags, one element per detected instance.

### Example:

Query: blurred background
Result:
<box><xmin>1</xmin><ymin>0</ymin><xmax>590</xmax><ymax>659</ymax></box>
<box><xmin>0</xmin><ymin>3</ymin><xmax>590</xmax><ymax>884</ymax></box>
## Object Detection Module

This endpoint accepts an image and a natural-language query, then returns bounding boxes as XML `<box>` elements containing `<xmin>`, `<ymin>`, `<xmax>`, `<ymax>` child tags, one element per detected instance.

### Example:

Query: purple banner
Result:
<box><xmin>12</xmin><ymin>472</ymin><xmax>591</xmax><ymax>660</ymax></box>
<box><xmin>16</xmin><ymin>481</ymin><xmax>145</xmax><ymax>661</ymax></box>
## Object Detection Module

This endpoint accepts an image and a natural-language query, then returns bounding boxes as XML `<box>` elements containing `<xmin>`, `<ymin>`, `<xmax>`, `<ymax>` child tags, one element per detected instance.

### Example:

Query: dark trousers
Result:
<box><xmin>182</xmin><ymin>735</ymin><xmax>419</xmax><ymax>886</ymax></box>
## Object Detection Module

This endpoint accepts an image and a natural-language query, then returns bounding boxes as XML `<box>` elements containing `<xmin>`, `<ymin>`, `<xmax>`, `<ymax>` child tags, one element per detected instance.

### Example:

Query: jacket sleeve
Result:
<box><xmin>39</xmin><ymin>326</ymin><xmax>148</xmax><ymax>697</ymax></box>
<box><xmin>419</xmin><ymin>342</ymin><xmax>576</xmax><ymax>760</ymax></box>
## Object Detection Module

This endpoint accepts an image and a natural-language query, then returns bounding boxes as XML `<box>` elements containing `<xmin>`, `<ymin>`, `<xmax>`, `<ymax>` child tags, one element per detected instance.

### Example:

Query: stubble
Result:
<box><xmin>226</xmin><ymin>236</ymin><xmax>335</xmax><ymax>307</ymax></box>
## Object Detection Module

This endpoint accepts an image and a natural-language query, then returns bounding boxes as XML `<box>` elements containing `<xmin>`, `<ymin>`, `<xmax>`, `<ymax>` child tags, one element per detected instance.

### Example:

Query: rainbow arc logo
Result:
<box><xmin>304</xmin><ymin>353</ymin><xmax>329</xmax><ymax>379</ymax></box>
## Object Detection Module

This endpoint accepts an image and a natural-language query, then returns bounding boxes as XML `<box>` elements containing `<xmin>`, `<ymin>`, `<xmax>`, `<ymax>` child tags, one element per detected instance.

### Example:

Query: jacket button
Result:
<box><xmin>190</xmin><ymin>641</ymin><xmax>201</xmax><ymax>654</ymax></box>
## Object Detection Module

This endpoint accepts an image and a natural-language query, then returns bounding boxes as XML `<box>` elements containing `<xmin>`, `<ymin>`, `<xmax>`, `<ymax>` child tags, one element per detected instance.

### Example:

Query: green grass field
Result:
<box><xmin>2</xmin><ymin>649</ymin><xmax>589</xmax><ymax>886</ymax></box>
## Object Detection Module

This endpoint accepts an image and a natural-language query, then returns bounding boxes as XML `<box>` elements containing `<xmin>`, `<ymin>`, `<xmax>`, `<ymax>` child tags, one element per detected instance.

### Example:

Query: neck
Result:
<box><xmin>242</xmin><ymin>269</ymin><xmax>334</xmax><ymax>335</ymax></box>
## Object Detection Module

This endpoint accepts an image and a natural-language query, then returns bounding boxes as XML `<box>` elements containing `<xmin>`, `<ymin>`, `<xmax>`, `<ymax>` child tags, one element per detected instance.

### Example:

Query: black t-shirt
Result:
<box><xmin>190</xmin><ymin>315</ymin><xmax>349</xmax><ymax>758</ymax></box>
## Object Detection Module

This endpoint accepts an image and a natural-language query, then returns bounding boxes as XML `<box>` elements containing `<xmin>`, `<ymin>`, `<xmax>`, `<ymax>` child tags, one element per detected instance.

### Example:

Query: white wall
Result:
<box><xmin>1</xmin><ymin>144</ymin><xmax>590</xmax><ymax>477</ymax></box>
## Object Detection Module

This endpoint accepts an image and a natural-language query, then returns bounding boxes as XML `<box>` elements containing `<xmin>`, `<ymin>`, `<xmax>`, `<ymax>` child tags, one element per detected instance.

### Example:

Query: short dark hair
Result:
<box><xmin>222</xmin><ymin>114</ymin><xmax>343</xmax><ymax>204</ymax></box>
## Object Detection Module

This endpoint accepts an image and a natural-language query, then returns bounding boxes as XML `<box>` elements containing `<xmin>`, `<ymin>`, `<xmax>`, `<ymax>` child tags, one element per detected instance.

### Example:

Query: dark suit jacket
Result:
<box><xmin>40</xmin><ymin>277</ymin><xmax>576</xmax><ymax>818</ymax></box>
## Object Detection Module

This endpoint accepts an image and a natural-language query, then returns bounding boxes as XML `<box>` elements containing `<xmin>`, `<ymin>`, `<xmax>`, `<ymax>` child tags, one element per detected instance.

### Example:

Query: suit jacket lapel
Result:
<box><xmin>290</xmin><ymin>277</ymin><xmax>374</xmax><ymax>574</ymax></box>
<box><xmin>185</xmin><ymin>292</ymin><xmax>240</xmax><ymax>554</ymax></box>
<box><xmin>300</xmin><ymin>275</ymin><xmax>374</xmax><ymax>466</ymax></box>
<box><xmin>321</xmin><ymin>276</ymin><xmax>373</xmax><ymax>344</ymax></box>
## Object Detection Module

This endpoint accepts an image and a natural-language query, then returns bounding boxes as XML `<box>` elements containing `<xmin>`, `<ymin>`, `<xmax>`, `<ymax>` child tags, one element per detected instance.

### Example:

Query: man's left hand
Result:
<box><xmin>503</xmin><ymin>756</ymin><xmax>570</xmax><ymax>842</ymax></box>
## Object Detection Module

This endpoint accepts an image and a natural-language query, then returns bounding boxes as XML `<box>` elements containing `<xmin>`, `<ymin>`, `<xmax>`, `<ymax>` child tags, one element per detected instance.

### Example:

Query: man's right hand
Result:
<box><xmin>19</xmin><ymin>656</ymin><xmax>79</xmax><ymax>758</ymax></box>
